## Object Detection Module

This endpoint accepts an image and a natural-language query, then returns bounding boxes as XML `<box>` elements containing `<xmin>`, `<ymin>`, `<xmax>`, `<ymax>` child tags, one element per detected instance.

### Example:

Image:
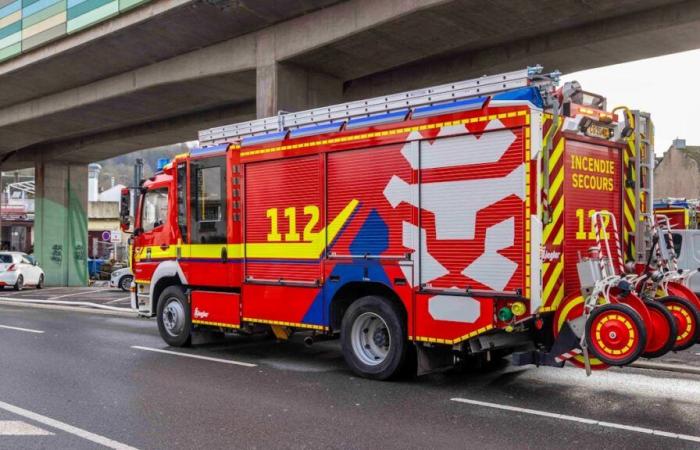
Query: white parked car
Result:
<box><xmin>110</xmin><ymin>267</ymin><xmax>133</xmax><ymax>292</ymax></box>
<box><xmin>0</xmin><ymin>252</ymin><xmax>45</xmax><ymax>290</ymax></box>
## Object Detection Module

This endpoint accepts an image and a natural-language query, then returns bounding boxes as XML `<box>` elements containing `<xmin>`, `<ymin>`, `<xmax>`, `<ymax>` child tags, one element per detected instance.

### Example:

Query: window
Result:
<box><xmin>190</xmin><ymin>158</ymin><xmax>227</xmax><ymax>244</ymax></box>
<box><xmin>177</xmin><ymin>163</ymin><xmax>188</xmax><ymax>242</ymax></box>
<box><xmin>0</xmin><ymin>254</ymin><xmax>12</xmax><ymax>263</ymax></box>
<box><xmin>142</xmin><ymin>188</ymin><xmax>169</xmax><ymax>232</ymax></box>
<box><xmin>196</xmin><ymin>166</ymin><xmax>223</xmax><ymax>222</ymax></box>
<box><xmin>672</xmin><ymin>233</ymin><xmax>683</xmax><ymax>258</ymax></box>
<box><xmin>20</xmin><ymin>255</ymin><xmax>32</xmax><ymax>265</ymax></box>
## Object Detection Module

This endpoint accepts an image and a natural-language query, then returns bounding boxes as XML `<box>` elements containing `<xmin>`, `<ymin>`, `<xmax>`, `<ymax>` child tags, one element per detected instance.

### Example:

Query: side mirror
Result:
<box><xmin>32</xmin><ymin>260</ymin><xmax>38</xmax><ymax>266</ymax></box>
<box><xmin>120</xmin><ymin>188</ymin><xmax>132</xmax><ymax>233</ymax></box>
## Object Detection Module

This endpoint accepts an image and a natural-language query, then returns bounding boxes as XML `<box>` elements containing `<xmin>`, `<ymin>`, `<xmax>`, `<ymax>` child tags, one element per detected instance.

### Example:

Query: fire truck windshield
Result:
<box><xmin>141</xmin><ymin>188</ymin><xmax>168</xmax><ymax>232</ymax></box>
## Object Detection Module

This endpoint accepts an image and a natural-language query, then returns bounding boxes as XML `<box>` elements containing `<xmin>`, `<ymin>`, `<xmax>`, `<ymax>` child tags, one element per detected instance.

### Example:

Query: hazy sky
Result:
<box><xmin>560</xmin><ymin>49</ymin><xmax>700</xmax><ymax>155</ymax></box>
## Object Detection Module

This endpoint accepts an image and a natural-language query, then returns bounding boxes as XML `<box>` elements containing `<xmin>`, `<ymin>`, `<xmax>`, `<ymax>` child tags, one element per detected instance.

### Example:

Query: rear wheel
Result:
<box><xmin>585</xmin><ymin>303</ymin><xmax>646</xmax><ymax>366</ymax></box>
<box><xmin>119</xmin><ymin>275</ymin><xmax>133</xmax><ymax>292</ymax></box>
<box><xmin>341</xmin><ymin>296</ymin><xmax>410</xmax><ymax>380</ymax></box>
<box><xmin>156</xmin><ymin>286</ymin><xmax>191</xmax><ymax>347</ymax></box>
<box><xmin>658</xmin><ymin>296</ymin><xmax>700</xmax><ymax>351</ymax></box>
<box><xmin>641</xmin><ymin>300</ymin><xmax>676</xmax><ymax>359</ymax></box>
<box><xmin>13</xmin><ymin>275</ymin><xmax>23</xmax><ymax>291</ymax></box>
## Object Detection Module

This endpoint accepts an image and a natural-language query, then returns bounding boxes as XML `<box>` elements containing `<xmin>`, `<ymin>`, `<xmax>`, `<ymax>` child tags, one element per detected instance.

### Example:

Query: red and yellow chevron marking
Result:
<box><xmin>623</xmin><ymin>138</ymin><xmax>637</xmax><ymax>261</ymax></box>
<box><xmin>540</xmin><ymin>116</ymin><xmax>565</xmax><ymax>312</ymax></box>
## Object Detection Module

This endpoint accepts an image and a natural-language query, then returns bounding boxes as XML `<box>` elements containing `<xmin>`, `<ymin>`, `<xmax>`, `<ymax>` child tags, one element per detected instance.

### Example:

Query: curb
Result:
<box><xmin>630</xmin><ymin>361</ymin><xmax>700</xmax><ymax>375</ymax></box>
<box><xmin>0</xmin><ymin>298</ymin><xmax>138</xmax><ymax>318</ymax></box>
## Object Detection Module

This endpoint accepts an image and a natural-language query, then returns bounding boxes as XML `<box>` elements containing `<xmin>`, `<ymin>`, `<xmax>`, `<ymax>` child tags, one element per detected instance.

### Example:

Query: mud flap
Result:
<box><xmin>512</xmin><ymin>321</ymin><xmax>581</xmax><ymax>368</ymax></box>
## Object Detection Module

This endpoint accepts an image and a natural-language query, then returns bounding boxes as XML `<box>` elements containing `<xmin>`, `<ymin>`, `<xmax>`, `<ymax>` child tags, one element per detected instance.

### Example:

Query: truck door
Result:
<box><xmin>187</xmin><ymin>155</ymin><xmax>231</xmax><ymax>287</ymax></box>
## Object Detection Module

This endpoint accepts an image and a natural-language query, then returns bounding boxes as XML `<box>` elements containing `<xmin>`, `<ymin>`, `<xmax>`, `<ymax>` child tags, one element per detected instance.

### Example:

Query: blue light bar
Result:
<box><xmin>412</xmin><ymin>97</ymin><xmax>487</xmax><ymax>119</ymax></box>
<box><xmin>290</xmin><ymin>122</ymin><xmax>344</xmax><ymax>139</ymax></box>
<box><xmin>155</xmin><ymin>158</ymin><xmax>170</xmax><ymax>171</ymax></box>
<box><xmin>346</xmin><ymin>109</ymin><xmax>409</xmax><ymax>130</ymax></box>
<box><xmin>241</xmin><ymin>130</ymin><xmax>289</xmax><ymax>147</ymax></box>
<box><xmin>190</xmin><ymin>144</ymin><xmax>228</xmax><ymax>157</ymax></box>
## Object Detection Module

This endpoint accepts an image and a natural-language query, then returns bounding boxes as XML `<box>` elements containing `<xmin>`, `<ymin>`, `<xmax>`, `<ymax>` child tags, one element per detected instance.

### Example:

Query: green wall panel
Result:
<box><xmin>67</xmin><ymin>0</ymin><xmax>117</xmax><ymax>32</ymax></box>
<box><xmin>0</xmin><ymin>40</ymin><xmax>19</xmax><ymax>61</ymax></box>
<box><xmin>0</xmin><ymin>0</ymin><xmax>148</xmax><ymax>62</ymax></box>
<box><xmin>22</xmin><ymin>0</ymin><xmax>64</xmax><ymax>28</ymax></box>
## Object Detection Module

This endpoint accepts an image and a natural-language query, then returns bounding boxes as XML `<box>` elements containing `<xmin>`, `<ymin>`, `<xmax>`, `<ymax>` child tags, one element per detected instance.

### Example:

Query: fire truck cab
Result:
<box><xmin>124</xmin><ymin>66</ymin><xmax>697</xmax><ymax>380</ymax></box>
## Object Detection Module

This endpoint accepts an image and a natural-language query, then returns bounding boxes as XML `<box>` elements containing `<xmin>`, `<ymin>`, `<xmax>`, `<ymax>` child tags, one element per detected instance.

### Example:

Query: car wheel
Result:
<box><xmin>36</xmin><ymin>275</ymin><xmax>44</xmax><ymax>289</ymax></box>
<box><xmin>156</xmin><ymin>286</ymin><xmax>191</xmax><ymax>347</ymax></box>
<box><xmin>341</xmin><ymin>295</ymin><xmax>410</xmax><ymax>380</ymax></box>
<box><xmin>13</xmin><ymin>275</ymin><xmax>23</xmax><ymax>291</ymax></box>
<box><xmin>119</xmin><ymin>275</ymin><xmax>133</xmax><ymax>292</ymax></box>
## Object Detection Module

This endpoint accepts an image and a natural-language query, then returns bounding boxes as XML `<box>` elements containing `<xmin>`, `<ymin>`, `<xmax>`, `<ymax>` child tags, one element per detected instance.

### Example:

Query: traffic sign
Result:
<box><xmin>110</xmin><ymin>231</ymin><xmax>122</xmax><ymax>243</ymax></box>
<box><xmin>101</xmin><ymin>230</ymin><xmax>111</xmax><ymax>241</ymax></box>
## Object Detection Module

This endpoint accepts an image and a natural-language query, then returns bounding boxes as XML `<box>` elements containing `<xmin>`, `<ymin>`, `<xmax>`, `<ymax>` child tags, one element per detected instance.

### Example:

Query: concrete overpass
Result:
<box><xmin>2</xmin><ymin>0</ymin><xmax>700</xmax><ymax>285</ymax></box>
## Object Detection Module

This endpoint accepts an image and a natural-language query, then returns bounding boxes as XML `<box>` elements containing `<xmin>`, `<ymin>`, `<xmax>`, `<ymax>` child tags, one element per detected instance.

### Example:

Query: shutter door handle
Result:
<box><xmin>221</xmin><ymin>247</ymin><xmax>228</xmax><ymax>262</ymax></box>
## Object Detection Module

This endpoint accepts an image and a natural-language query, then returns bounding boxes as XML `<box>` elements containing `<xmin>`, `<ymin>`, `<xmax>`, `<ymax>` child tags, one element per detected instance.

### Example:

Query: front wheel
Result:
<box><xmin>341</xmin><ymin>296</ymin><xmax>410</xmax><ymax>380</ymax></box>
<box><xmin>36</xmin><ymin>275</ymin><xmax>44</xmax><ymax>289</ymax></box>
<box><xmin>156</xmin><ymin>286</ymin><xmax>191</xmax><ymax>347</ymax></box>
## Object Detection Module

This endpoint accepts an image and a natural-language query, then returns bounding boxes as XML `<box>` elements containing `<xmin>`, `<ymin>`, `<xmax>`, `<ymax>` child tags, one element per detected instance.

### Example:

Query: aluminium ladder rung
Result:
<box><xmin>198</xmin><ymin>66</ymin><xmax>555</xmax><ymax>146</ymax></box>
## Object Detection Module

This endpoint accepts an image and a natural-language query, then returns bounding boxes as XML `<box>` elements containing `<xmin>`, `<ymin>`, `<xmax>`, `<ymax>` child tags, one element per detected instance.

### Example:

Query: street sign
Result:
<box><xmin>101</xmin><ymin>230</ymin><xmax>111</xmax><ymax>241</ymax></box>
<box><xmin>110</xmin><ymin>231</ymin><xmax>122</xmax><ymax>243</ymax></box>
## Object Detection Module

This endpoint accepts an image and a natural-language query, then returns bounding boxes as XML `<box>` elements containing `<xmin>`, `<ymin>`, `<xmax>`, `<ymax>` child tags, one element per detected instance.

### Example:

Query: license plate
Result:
<box><xmin>585</xmin><ymin>123</ymin><xmax>612</xmax><ymax>139</ymax></box>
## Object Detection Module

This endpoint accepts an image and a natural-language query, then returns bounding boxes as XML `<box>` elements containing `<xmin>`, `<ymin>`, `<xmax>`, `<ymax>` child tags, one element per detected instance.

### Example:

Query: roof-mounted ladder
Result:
<box><xmin>198</xmin><ymin>65</ymin><xmax>559</xmax><ymax>147</ymax></box>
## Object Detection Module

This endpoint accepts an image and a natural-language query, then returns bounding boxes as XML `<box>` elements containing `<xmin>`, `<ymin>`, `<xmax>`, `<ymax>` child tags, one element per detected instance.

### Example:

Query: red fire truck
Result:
<box><xmin>122</xmin><ymin>67</ymin><xmax>700</xmax><ymax>379</ymax></box>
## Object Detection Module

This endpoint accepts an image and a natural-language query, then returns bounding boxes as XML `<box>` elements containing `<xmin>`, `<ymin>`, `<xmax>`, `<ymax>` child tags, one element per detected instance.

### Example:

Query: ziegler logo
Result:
<box><xmin>542</xmin><ymin>249</ymin><xmax>562</xmax><ymax>262</ymax></box>
<box><xmin>193</xmin><ymin>308</ymin><xmax>210</xmax><ymax>319</ymax></box>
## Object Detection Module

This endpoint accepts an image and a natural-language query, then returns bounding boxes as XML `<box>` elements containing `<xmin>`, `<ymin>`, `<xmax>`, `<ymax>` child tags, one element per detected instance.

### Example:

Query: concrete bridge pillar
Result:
<box><xmin>256</xmin><ymin>31</ymin><xmax>343</xmax><ymax>118</ymax></box>
<box><xmin>34</xmin><ymin>161</ymin><xmax>88</xmax><ymax>286</ymax></box>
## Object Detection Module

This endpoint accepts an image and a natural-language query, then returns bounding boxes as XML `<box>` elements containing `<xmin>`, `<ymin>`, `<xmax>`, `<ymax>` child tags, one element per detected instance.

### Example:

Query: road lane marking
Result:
<box><xmin>450</xmin><ymin>398</ymin><xmax>700</xmax><ymax>443</ymax></box>
<box><xmin>106</xmin><ymin>297</ymin><xmax>131</xmax><ymax>304</ymax></box>
<box><xmin>0</xmin><ymin>297</ymin><xmax>134</xmax><ymax>313</ymax></box>
<box><xmin>48</xmin><ymin>289</ymin><xmax>106</xmax><ymax>300</ymax></box>
<box><xmin>0</xmin><ymin>324</ymin><xmax>44</xmax><ymax>334</ymax></box>
<box><xmin>131</xmin><ymin>346</ymin><xmax>257</xmax><ymax>367</ymax></box>
<box><xmin>0</xmin><ymin>400</ymin><xmax>139</xmax><ymax>449</ymax></box>
<box><xmin>0</xmin><ymin>420</ymin><xmax>53</xmax><ymax>435</ymax></box>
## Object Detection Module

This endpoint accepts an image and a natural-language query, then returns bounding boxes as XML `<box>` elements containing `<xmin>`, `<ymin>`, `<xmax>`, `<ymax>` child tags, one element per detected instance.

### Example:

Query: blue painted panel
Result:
<box><xmin>22</xmin><ymin>0</ymin><xmax>59</xmax><ymax>17</ymax></box>
<box><xmin>0</xmin><ymin>20</ymin><xmax>20</xmax><ymax>39</ymax></box>
<box><xmin>412</xmin><ymin>97</ymin><xmax>487</xmax><ymax>119</ymax></box>
<box><xmin>303</xmin><ymin>209</ymin><xmax>392</xmax><ymax>326</ymax></box>
<box><xmin>289</xmin><ymin>122</ymin><xmax>344</xmax><ymax>139</ymax></box>
<box><xmin>241</xmin><ymin>130</ymin><xmax>288</xmax><ymax>147</ymax></box>
<box><xmin>491</xmin><ymin>87</ymin><xmax>544</xmax><ymax>108</ymax></box>
<box><xmin>346</xmin><ymin>109</ymin><xmax>408</xmax><ymax>130</ymax></box>
<box><xmin>0</xmin><ymin>0</ymin><xmax>20</xmax><ymax>18</ymax></box>
<box><xmin>190</xmin><ymin>144</ymin><xmax>228</xmax><ymax>157</ymax></box>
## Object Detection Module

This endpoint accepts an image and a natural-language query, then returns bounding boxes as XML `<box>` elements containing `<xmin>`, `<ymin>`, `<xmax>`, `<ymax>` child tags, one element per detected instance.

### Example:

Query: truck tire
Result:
<box><xmin>157</xmin><ymin>286</ymin><xmax>191</xmax><ymax>347</ymax></box>
<box><xmin>341</xmin><ymin>295</ymin><xmax>409</xmax><ymax>380</ymax></box>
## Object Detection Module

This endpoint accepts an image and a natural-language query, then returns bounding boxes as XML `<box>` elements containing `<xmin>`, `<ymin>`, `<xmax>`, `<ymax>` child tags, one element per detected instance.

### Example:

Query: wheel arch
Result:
<box><xmin>328</xmin><ymin>281</ymin><xmax>407</xmax><ymax>331</ymax></box>
<box><xmin>149</xmin><ymin>261</ymin><xmax>187</xmax><ymax>315</ymax></box>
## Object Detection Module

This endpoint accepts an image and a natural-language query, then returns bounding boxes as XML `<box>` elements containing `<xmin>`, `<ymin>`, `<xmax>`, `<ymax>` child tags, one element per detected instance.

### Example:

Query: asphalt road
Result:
<box><xmin>0</xmin><ymin>303</ymin><xmax>699</xmax><ymax>450</ymax></box>
<box><xmin>0</xmin><ymin>286</ymin><xmax>131</xmax><ymax>308</ymax></box>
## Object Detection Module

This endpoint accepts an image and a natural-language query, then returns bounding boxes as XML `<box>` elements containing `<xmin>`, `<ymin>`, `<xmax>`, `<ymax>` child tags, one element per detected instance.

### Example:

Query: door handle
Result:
<box><xmin>221</xmin><ymin>247</ymin><xmax>228</xmax><ymax>262</ymax></box>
